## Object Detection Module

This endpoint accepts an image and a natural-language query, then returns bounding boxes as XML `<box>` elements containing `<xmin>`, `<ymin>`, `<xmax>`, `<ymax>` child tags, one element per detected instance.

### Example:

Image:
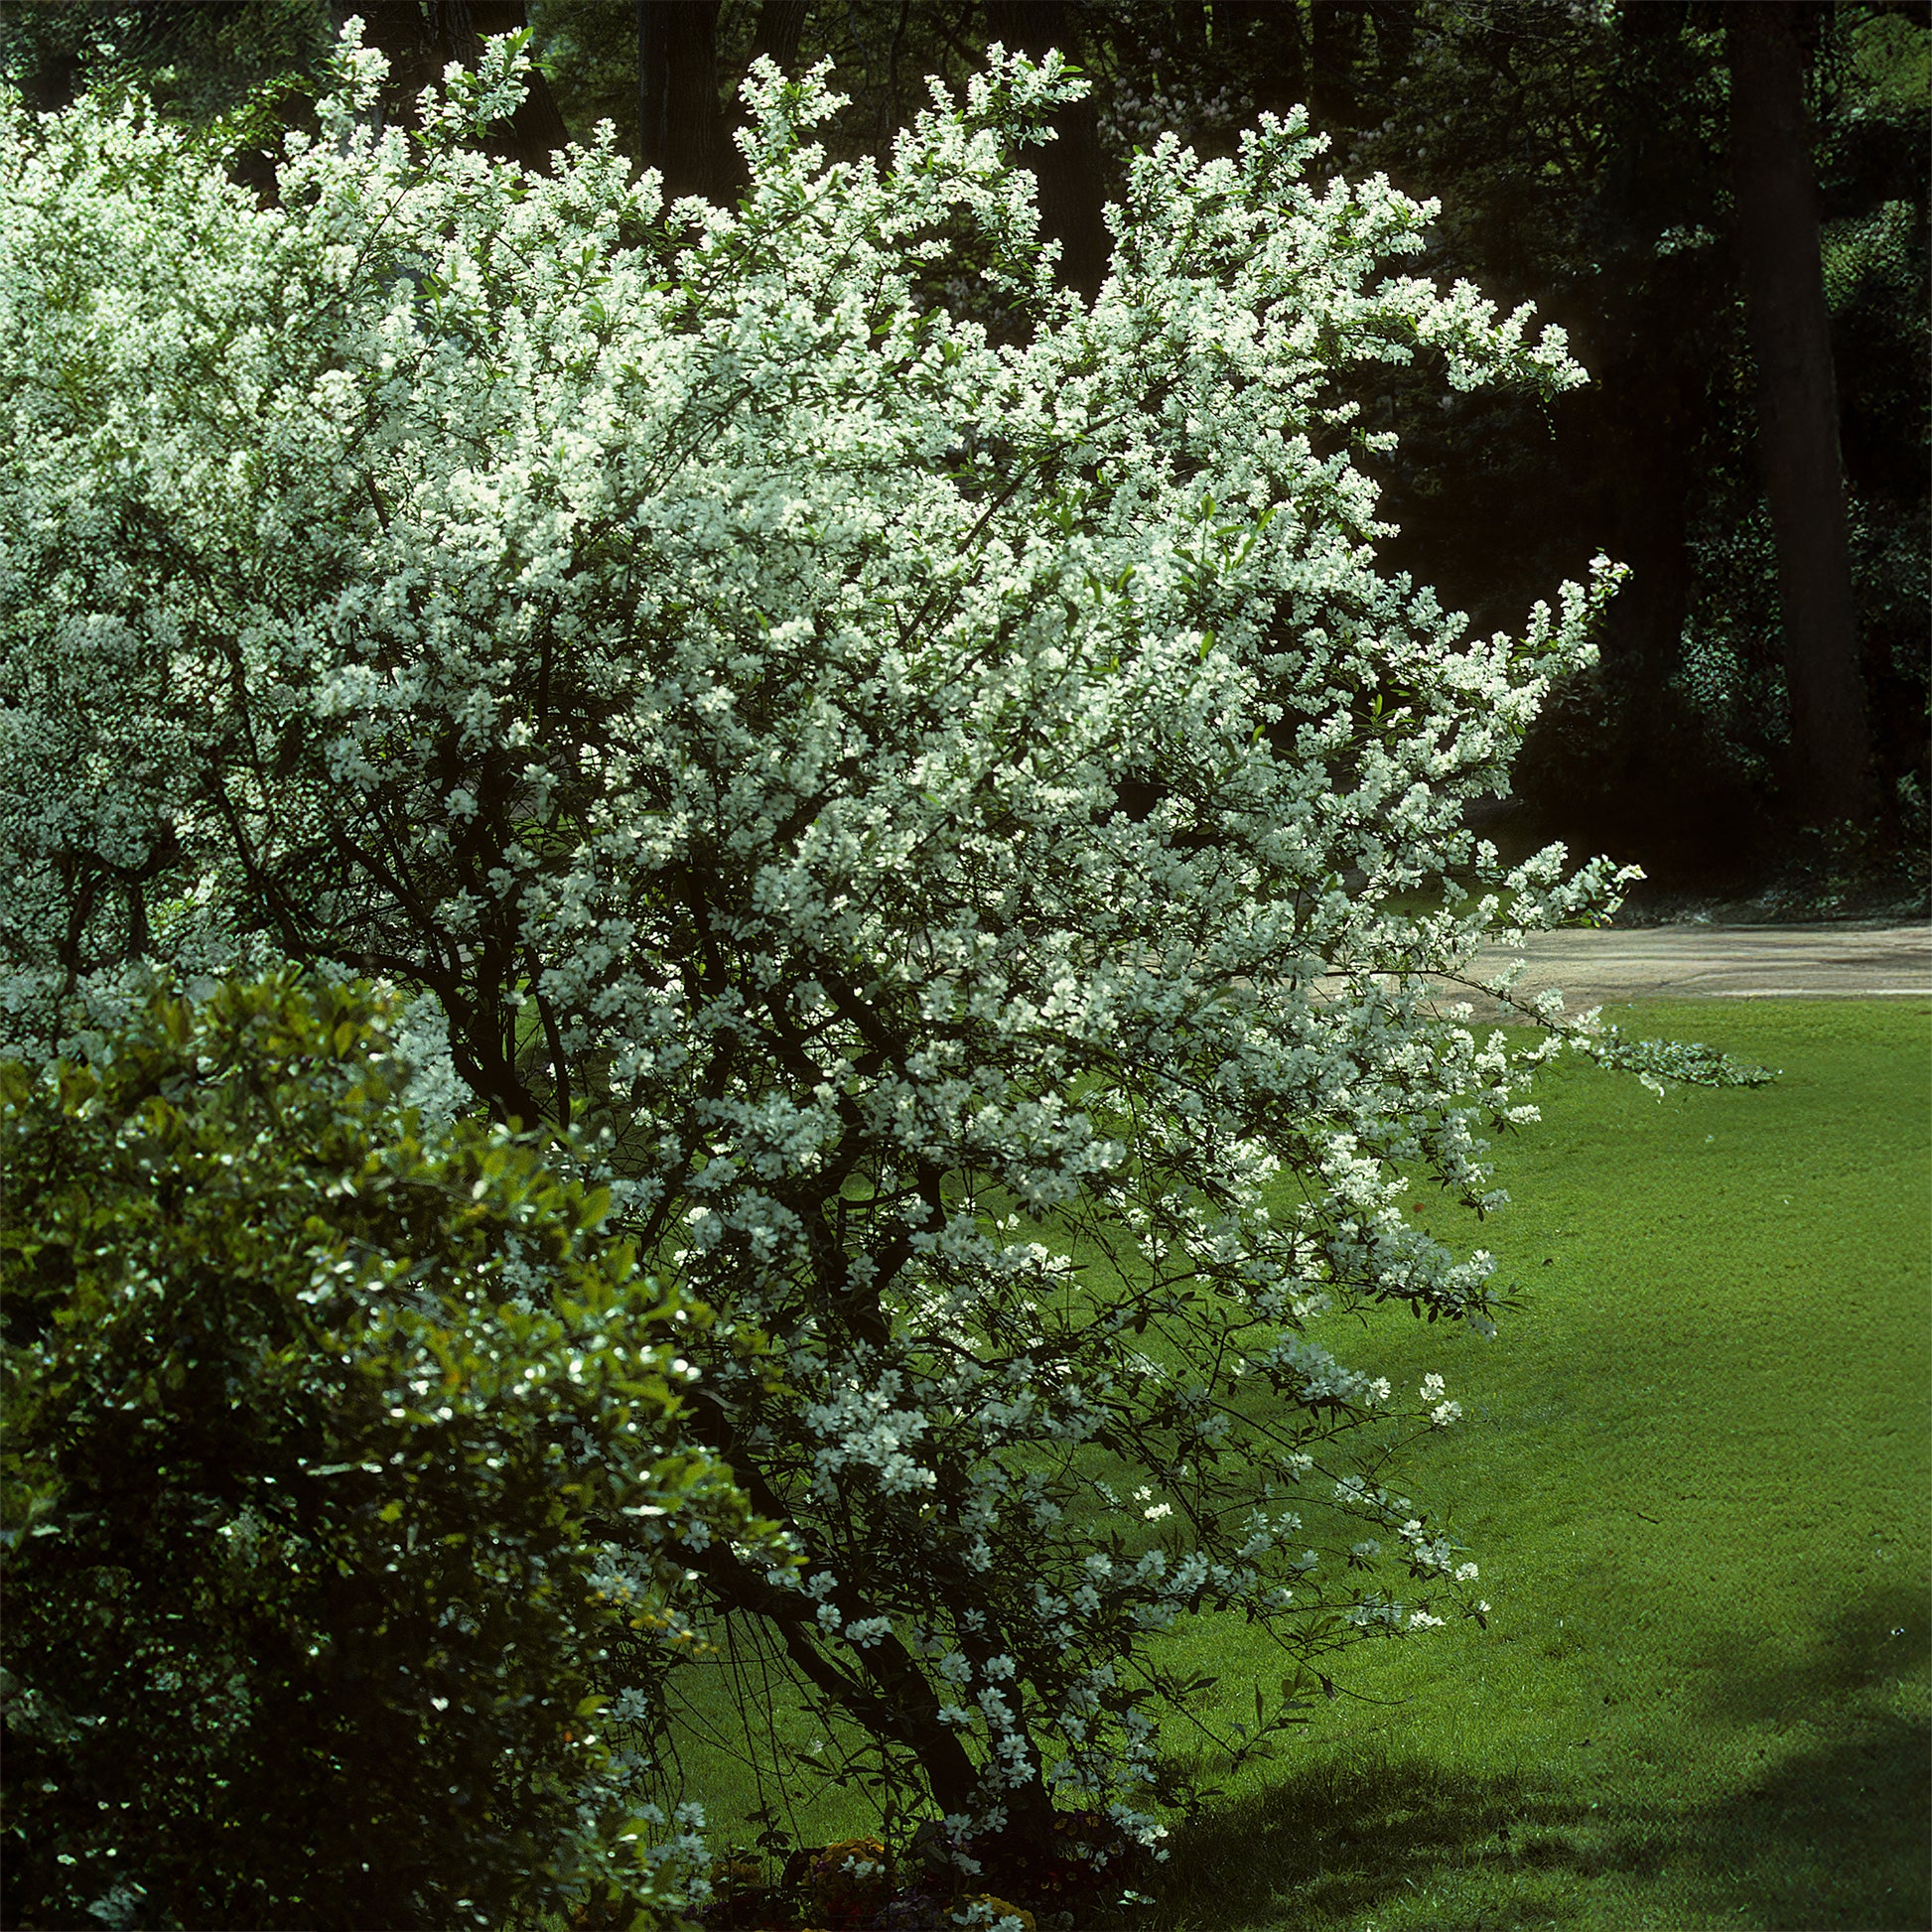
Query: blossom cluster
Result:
<box><xmin>0</xmin><ymin>25</ymin><xmax>1731</xmax><ymax>1853</ymax></box>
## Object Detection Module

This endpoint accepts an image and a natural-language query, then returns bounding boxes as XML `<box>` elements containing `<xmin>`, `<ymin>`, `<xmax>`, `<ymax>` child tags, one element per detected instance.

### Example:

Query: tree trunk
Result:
<box><xmin>1726</xmin><ymin>2</ymin><xmax>1873</xmax><ymax>824</ymax></box>
<box><xmin>983</xmin><ymin>1</ymin><xmax>1110</xmax><ymax>298</ymax></box>
<box><xmin>1569</xmin><ymin>0</ymin><xmax>1711</xmax><ymax>871</ymax></box>
<box><xmin>636</xmin><ymin>0</ymin><xmax>734</xmax><ymax>204</ymax></box>
<box><xmin>351</xmin><ymin>1</ymin><xmax>571</xmax><ymax>174</ymax></box>
<box><xmin>723</xmin><ymin>0</ymin><xmax>809</xmax><ymax>174</ymax></box>
<box><xmin>1218</xmin><ymin>0</ymin><xmax>1307</xmax><ymax>119</ymax></box>
<box><xmin>1591</xmin><ymin>369</ymin><xmax>1704</xmax><ymax>857</ymax></box>
<box><xmin>1310</xmin><ymin>0</ymin><xmax>1368</xmax><ymax>133</ymax></box>
<box><xmin>747</xmin><ymin>0</ymin><xmax>809</xmax><ymax>73</ymax></box>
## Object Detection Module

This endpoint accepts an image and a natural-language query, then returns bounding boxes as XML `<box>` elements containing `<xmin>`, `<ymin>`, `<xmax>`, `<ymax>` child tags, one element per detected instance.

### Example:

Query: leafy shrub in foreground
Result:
<box><xmin>0</xmin><ymin>973</ymin><xmax>775</xmax><ymax>1930</ymax></box>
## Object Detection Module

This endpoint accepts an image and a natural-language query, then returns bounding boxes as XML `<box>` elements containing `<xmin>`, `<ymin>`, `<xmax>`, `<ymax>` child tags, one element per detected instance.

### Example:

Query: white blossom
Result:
<box><xmin>0</xmin><ymin>26</ymin><xmax>1753</xmax><ymax>1853</ymax></box>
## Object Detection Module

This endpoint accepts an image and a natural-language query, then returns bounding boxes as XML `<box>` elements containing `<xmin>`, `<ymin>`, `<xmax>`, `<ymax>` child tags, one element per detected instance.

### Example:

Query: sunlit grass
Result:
<box><xmin>649</xmin><ymin>998</ymin><xmax>1929</xmax><ymax>1929</ymax></box>
<box><xmin>1146</xmin><ymin>998</ymin><xmax>1931</xmax><ymax>1931</ymax></box>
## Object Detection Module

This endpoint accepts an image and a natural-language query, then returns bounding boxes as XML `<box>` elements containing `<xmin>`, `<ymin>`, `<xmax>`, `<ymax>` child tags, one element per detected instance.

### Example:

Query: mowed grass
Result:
<box><xmin>653</xmin><ymin>999</ymin><xmax>1929</xmax><ymax>1929</ymax></box>
<box><xmin>1147</xmin><ymin>998</ymin><xmax>1932</xmax><ymax>1931</ymax></box>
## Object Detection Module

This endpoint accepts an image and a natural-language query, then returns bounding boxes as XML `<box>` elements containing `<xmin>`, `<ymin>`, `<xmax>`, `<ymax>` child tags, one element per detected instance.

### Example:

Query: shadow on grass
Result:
<box><xmin>1143</xmin><ymin>1751</ymin><xmax>1592</xmax><ymax>1931</ymax></box>
<box><xmin>1679</xmin><ymin>1582</ymin><xmax>1931</xmax><ymax>1931</ymax></box>
<box><xmin>1145</xmin><ymin>1587</ymin><xmax>1930</xmax><ymax>1932</ymax></box>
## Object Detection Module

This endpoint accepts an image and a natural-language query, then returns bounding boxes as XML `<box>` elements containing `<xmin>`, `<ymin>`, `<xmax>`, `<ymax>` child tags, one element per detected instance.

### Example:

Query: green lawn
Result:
<box><xmin>1148</xmin><ymin>998</ymin><xmax>1932</xmax><ymax>1931</ymax></box>
<box><xmin>660</xmin><ymin>997</ymin><xmax>1930</xmax><ymax>1930</ymax></box>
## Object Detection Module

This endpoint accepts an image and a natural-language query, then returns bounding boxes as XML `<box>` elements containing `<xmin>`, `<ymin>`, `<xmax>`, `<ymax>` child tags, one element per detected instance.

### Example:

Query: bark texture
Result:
<box><xmin>1726</xmin><ymin>1</ymin><xmax>1873</xmax><ymax>824</ymax></box>
<box><xmin>635</xmin><ymin>0</ymin><xmax>735</xmax><ymax>203</ymax></box>
<box><xmin>983</xmin><ymin>1</ymin><xmax>1110</xmax><ymax>298</ymax></box>
<box><xmin>746</xmin><ymin>0</ymin><xmax>810</xmax><ymax>73</ymax></box>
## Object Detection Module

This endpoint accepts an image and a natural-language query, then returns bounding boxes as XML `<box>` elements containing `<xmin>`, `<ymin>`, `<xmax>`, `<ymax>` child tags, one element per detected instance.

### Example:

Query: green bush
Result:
<box><xmin>0</xmin><ymin>972</ymin><xmax>776</xmax><ymax>1930</ymax></box>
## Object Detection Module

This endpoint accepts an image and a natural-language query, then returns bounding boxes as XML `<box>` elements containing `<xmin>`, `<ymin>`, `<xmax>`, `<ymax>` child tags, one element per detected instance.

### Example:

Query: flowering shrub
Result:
<box><xmin>0</xmin><ymin>23</ymin><xmax>1757</xmax><ymax>1877</ymax></box>
<box><xmin>0</xmin><ymin>973</ymin><xmax>772</xmax><ymax>1929</ymax></box>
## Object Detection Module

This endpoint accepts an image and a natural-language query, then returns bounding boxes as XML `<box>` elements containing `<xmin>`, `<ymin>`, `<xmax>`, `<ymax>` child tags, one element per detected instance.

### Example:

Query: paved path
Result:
<box><xmin>1459</xmin><ymin>920</ymin><xmax>1932</xmax><ymax>1008</ymax></box>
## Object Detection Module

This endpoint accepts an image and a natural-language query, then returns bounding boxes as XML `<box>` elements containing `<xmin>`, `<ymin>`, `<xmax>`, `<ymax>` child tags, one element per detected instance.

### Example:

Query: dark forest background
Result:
<box><xmin>5</xmin><ymin>0</ymin><xmax>1927</xmax><ymax>911</ymax></box>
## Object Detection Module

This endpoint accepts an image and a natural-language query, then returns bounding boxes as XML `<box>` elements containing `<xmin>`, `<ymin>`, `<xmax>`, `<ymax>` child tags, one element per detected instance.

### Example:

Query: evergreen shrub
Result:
<box><xmin>0</xmin><ymin>972</ymin><xmax>772</xmax><ymax>1930</ymax></box>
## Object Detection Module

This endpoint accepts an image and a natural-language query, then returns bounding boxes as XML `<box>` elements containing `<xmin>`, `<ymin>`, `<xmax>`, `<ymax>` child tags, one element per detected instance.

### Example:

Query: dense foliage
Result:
<box><xmin>541</xmin><ymin>0</ymin><xmax>1932</xmax><ymax>887</ymax></box>
<box><xmin>0</xmin><ymin>15</ymin><xmax>1767</xmax><ymax>1898</ymax></box>
<box><xmin>1</xmin><ymin>973</ymin><xmax>770</xmax><ymax>1929</ymax></box>
<box><xmin>6</xmin><ymin>3</ymin><xmax>1922</xmax><ymax>880</ymax></box>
